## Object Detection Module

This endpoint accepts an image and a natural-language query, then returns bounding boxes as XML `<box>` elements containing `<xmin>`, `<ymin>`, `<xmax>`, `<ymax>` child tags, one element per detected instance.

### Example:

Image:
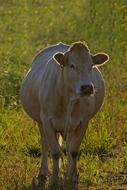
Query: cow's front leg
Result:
<box><xmin>40</xmin><ymin>114</ymin><xmax>62</xmax><ymax>181</ymax></box>
<box><xmin>38</xmin><ymin>123</ymin><xmax>49</xmax><ymax>179</ymax></box>
<box><xmin>66</xmin><ymin>120</ymin><xmax>88</xmax><ymax>185</ymax></box>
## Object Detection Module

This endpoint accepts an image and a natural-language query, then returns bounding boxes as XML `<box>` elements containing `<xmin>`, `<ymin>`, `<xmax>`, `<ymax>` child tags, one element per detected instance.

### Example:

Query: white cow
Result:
<box><xmin>20</xmin><ymin>41</ymin><xmax>109</xmax><ymax>184</ymax></box>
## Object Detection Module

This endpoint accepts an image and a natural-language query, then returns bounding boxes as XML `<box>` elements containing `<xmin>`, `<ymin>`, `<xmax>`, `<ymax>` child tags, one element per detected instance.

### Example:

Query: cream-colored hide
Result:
<box><xmin>20</xmin><ymin>42</ymin><xmax>109</xmax><ymax>185</ymax></box>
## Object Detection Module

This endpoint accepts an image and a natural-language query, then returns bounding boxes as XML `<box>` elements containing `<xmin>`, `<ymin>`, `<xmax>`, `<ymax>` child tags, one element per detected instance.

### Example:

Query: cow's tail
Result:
<box><xmin>58</xmin><ymin>134</ymin><xmax>63</xmax><ymax>147</ymax></box>
<box><xmin>58</xmin><ymin>135</ymin><xmax>64</xmax><ymax>169</ymax></box>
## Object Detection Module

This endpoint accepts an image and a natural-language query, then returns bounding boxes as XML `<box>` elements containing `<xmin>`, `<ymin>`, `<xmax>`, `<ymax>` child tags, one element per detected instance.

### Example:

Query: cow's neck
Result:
<box><xmin>57</xmin><ymin>69</ymin><xmax>74</xmax><ymax>106</ymax></box>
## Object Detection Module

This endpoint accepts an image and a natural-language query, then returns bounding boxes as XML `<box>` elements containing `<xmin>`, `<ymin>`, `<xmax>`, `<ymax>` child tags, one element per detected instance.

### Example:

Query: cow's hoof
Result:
<box><xmin>69</xmin><ymin>173</ymin><xmax>79</xmax><ymax>187</ymax></box>
<box><xmin>37</xmin><ymin>168</ymin><xmax>50</xmax><ymax>180</ymax></box>
<box><xmin>36</xmin><ymin>173</ymin><xmax>49</xmax><ymax>181</ymax></box>
<box><xmin>37</xmin><ymin>175</ymin><xmax>46</xmax><ymax>182</ymax></box>
<box><xmin>74</xmin><ymin>172</ymin><xmax>79</xmax><ymax>184</ymax></box>
<box><xmin>51</xmin><ymin>177</ymin><xmax>59</xmax><ymax>189</ymax></box>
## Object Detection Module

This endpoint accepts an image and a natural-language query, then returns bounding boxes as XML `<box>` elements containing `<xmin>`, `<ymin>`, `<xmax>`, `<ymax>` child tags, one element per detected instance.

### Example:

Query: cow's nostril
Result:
<box><xmin>80</xmin><ymin>85</ymin><xmax>93</xmax><ymax>94</ymax></box>
<box><xmin>80</xmin><ymin>85</ymin><xmax>86</xmax><ymax>91</ymax></box>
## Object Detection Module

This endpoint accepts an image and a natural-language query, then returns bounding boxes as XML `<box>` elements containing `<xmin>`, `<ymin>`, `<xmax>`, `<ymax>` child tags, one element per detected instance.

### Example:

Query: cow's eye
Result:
<box><xmin>70</xmin><ymin>64</ymin><xmax>75</xmax><ymax>69</ymax></box>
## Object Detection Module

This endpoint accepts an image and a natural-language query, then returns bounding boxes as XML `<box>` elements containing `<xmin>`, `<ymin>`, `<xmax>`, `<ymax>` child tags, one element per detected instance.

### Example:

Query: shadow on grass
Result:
<box><xmin>12</xmin><ymin>178</ymin><xmax>47</xmax><ymax>190</ymax></box>
<box><xmin>22</xmin><ymin>145</ymin><xmax>41</xmax><ymax>158</ymax></box>
<box><xmin>80</xmin><ymin>145</ymin><xmax>114</xmax><ymax>162</ymax></box>
<box><xmin>13</xmin><ymin>177</ymin><xmax>79</xmax><ymax>190</ymax></box>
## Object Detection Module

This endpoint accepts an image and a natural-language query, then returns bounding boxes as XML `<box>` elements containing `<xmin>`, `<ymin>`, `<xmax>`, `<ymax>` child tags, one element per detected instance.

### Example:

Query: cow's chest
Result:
<box><xmin>51</xmin><ymin>97</ymin><xmax>94</xmax><ymax>132</ymax></box>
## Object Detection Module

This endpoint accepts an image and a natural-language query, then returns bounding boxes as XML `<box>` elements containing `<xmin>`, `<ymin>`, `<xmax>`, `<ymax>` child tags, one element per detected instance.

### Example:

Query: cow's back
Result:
<box><xmin>32</xmin><ymin>42</ymin><xmax>69</xmax><ymax>69</ymax></box>
<box><xmin>20</xmin><ymin>42</ymin><xmax>69</xmax><ymax>122</ymax></box>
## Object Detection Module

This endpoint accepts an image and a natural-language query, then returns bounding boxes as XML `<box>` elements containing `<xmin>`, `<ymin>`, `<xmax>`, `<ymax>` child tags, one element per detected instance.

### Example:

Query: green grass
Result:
<box><xmin>0</xmin><ymin>0</ymin><xmax>127</xmax><ymax>189</ymax></box>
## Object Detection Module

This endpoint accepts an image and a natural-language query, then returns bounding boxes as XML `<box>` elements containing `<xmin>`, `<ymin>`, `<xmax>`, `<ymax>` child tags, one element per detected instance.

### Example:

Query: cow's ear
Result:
<box><xmin>54</xmin><ymin>52</ymin><xmax>67</xmax><ymax>67</ymax></box>
<box><xmin>91</xmin><ymin>53</ymin><xmax>109</xmax><ymax>66</ymax></box>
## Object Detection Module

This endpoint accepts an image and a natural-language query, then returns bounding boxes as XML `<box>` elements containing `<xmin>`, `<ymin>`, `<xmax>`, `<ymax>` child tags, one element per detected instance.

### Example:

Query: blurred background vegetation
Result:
<box><xmin>0</xmin><ymin>0</ymin><xmax>127</xmax><ymax>109</ymax></box>
<box><xmin>0</xmin><ymin>0</ymin><xmax>127</xmax><ymax>189</ymax></box>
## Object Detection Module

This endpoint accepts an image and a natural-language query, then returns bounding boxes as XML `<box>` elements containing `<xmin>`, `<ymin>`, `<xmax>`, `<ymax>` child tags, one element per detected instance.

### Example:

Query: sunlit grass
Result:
<box><xmin>0</xmin><ymin>0</ymin><xmax>127</xmax><ymax>189</ymax></box>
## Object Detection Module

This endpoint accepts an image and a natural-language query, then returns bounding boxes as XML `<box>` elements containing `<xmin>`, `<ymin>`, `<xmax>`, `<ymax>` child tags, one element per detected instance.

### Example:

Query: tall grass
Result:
<box><xmin>0</xmin><ymin>0</ymin><xmax>127</xmax><ymax>189</ymax></box>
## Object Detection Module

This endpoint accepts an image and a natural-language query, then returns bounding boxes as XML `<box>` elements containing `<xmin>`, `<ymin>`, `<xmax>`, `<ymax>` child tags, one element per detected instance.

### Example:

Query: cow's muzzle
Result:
<box><xmin>80</xmin><ymin>84</ymin><xmax>94</xmax><ymax>96</ymax></box>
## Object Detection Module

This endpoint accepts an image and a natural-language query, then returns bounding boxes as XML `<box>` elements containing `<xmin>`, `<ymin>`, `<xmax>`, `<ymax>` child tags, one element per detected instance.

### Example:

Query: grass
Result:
<box><xmin>0</xmin><ymin>0</ymin><xmax>127</xmax><ymax>189</ymax></box>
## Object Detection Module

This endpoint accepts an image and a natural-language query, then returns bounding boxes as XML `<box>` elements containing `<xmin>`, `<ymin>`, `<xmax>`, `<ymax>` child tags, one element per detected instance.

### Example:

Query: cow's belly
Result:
<box><xmin>20</xmin><ymin>80</ymin><xmax>41</xmax><ymax>123</ymax></box>
<box><xmin>22</xmin><ymin>98</ymin><xmax>41</xmax><ymax>123</ymax></box>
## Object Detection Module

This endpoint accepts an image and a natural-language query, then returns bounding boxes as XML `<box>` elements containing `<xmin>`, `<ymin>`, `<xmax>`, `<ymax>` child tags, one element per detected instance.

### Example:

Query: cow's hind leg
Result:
<box><xmin>38</xmin><ymin>123</ymin><xmax>49</xmax><ymax>179</ymax></box>
<box><xmin>66</xmin><ymin>120</ymin><xmax>88</xmax><ymax>185</ymax></box>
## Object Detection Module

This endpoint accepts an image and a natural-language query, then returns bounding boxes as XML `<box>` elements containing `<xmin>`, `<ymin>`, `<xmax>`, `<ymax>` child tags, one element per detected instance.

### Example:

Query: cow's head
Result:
<box><xmin>54</xmin><ymin>42</ymin><xmax>109</xmax><ymax>98</ymax></box>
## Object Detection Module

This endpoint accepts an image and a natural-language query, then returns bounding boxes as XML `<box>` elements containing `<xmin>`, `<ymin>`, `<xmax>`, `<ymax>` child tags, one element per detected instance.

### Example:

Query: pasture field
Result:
<box><xmin>0</xmin><ymin>0</ymin><xmax>127</xmax><ymax>189</ymax></box>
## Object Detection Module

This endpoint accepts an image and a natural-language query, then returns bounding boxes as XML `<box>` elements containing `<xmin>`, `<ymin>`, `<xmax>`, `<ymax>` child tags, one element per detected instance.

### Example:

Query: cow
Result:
<box><xmin>20</xmin><ymin>41</ymin><xmax>109</xmax><ymax>185</ymax></box>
